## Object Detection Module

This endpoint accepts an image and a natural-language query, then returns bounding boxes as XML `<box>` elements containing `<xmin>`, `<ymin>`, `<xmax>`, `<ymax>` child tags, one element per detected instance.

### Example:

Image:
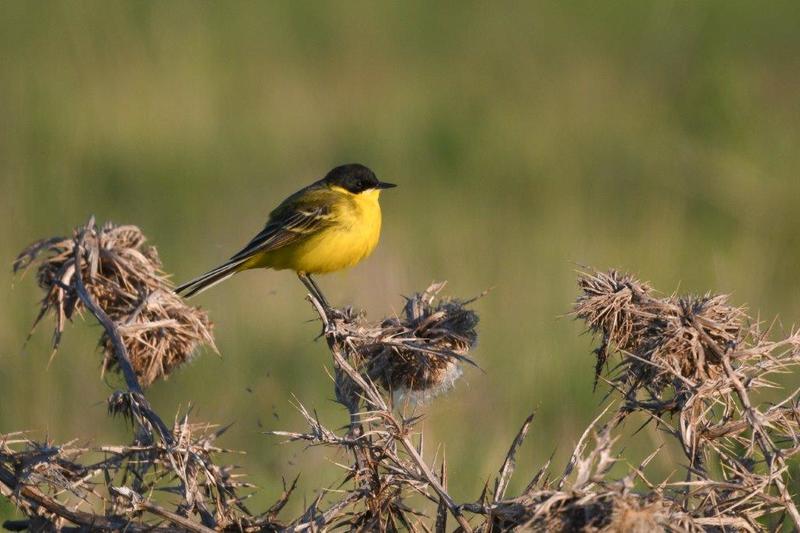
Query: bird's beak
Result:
<box><xmin>376</xmin><ymin>181</ymin><xmax>397</xmax><ymax>189</ymax></box>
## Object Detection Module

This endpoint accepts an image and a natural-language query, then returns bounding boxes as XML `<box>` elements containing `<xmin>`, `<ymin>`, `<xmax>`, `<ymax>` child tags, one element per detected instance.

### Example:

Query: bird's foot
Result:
<box><xmin>322</xmin><ymin>306</ymin><xmax>346</xmax><ymax>336</ymax></box>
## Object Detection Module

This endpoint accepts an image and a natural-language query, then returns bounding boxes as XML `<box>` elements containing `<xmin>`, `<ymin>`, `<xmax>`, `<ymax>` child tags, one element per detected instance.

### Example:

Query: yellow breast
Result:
<box><xmin>262</xmin><ymin>188</ymin><xmax>383</xmax><ymax>274</ymax></box>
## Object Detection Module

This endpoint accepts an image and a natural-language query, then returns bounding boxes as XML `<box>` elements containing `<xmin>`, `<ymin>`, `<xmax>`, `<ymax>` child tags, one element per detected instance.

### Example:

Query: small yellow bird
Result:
<box><xmin>175</xmin><ymin>164</ymin><xmax>396</xmax><ymax>306</ymax></box>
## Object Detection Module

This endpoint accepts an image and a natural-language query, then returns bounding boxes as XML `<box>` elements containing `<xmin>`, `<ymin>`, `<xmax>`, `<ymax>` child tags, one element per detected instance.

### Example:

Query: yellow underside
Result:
<box><xmin>244</xmin><ymin>188</ymin><xmax>383</xmax><ymax>274</ymax></box>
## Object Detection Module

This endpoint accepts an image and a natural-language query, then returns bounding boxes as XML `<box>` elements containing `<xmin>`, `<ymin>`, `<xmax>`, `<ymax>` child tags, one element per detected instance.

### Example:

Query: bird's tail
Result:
<box><xmin>174</xmin><ymin>258</ymin><xmax>248</xmax><ymax>298</ymax></box>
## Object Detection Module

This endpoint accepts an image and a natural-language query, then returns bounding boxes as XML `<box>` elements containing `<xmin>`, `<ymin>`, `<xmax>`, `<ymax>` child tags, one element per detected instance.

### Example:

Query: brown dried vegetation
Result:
<box><xmin>323</xmin><ymin>281</ymin><xmax>480</xmax><ymax>406</ymax></box>
<box><xmin>3</xmin><ymin>221</ymin><xmax>800</xmax><ymax>531</ymax></box>
<box><xmin>13</xmin><ymin>219</ymin><xmax>216</xmax><ymax>387</ymax></box>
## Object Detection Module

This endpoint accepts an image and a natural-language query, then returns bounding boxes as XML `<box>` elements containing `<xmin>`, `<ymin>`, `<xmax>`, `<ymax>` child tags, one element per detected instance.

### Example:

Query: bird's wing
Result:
<box><xmin>228</xmin><ymin>186</ymin><xmax>337</xmax><ymax>262</ymax></box>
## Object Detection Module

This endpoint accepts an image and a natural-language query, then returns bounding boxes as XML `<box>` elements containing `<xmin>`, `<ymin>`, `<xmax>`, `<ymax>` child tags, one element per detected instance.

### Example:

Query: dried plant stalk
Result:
<box><xmin>14</xmin><ymin>218</ymin><xmax>216</xmax><ymax>387</ymax></box>
<box><xmin>320</xmin><ymin>281</ymin><xmax>480</xmax><ymax>407</ymax></box>
<box><xmin>6</xmin><ymin>218</ymin><xmax>800</xmax><ymax>532</ymax></box>
<box><xmin>0</xmin><ymin>422</ymin><xmax>283</xmax><ymax>532</ymax></box>
<box><xmin>574</xmin><ymin>268</ymin><xmax>800</xmax><ymax>530</ymax></box>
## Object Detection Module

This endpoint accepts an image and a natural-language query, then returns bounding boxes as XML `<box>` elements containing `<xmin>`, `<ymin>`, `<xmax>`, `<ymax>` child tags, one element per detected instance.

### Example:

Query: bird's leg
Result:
<box><xmin>307</xmin><ymin>274</ymin><xmax>330</xmax><ymax>309</ymax></box>
<box><xmin>298</xmin><ymin>272</ymin><xmax>338</xmax><ymax>336</ymax></box>
<box><xmin>298</xmin><ymin>272</ymin><xmax>330</xmax><ymax>309</ymax></box>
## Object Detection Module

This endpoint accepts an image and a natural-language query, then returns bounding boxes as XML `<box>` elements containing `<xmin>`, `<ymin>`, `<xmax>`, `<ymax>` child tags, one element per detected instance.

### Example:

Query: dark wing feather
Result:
<box><xmin>228</xmin><ymin>183</ymin><xmax>336</xmax><ymax>262</ymax></box>
<box><xmin>175</xmin><ymin>180</ymin><xmax>339</xmax><ymax>297</ymax></box>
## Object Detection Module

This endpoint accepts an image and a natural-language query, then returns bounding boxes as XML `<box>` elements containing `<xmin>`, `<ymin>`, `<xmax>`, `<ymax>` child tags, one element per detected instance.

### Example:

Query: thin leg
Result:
<box><xmin>297</xmin><ymin>272</ymin><xmax>329</xmax><ymax>309</ymax></box>
<box><xmin>307</xmin><ymin>274</ymin><xmax>330</xmax><ymax>308</ymax></box>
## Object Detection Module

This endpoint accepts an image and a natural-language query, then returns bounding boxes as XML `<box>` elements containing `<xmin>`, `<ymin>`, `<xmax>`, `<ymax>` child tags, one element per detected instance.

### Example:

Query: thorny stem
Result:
<box><xmin>692</xmin><ymin>316</ymin><xmax>800</xmax><ymax>529</ymax></box>
<box><xmin>0</xmin><ymin>462</ymin><xmax>183</xmax><ymax>532</ymax></box>
<box><xmin>18</xmin><ymin>250</ymin><xmax>800</xmax><ymax>530</ymax></box>
<box><xmin>137</xmin><ymin>500</ymin><xmax>217</xmax><ymax>533</ymax></box>
<box><xmin>71</xmin><ymin>217</ymin><xmax>223</xmax><ymax>529</ymax></box>
<box><xmin>306</xmin><ymin>292</ymin><xmax>475</xmax><ymax>533</ymax></box>
<box><xmin>72</xmin><ymin>216</ymin><xmax>175</xmax><ymax>446</ymax></box>
<box><xmin>74</xmin><ymin>217</ymin><xmax>144</xmax><ymax>396</ymax></box>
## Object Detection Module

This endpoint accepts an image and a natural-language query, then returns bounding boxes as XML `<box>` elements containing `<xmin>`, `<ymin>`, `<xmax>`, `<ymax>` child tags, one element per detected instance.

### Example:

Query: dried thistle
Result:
<box><xmin>9</xmin><ymin>216</ymin><xmax>800</xmax><ymax>533</ymax></box>
<box><xmin>575</xmin><ymin>268</ymin><xmax>800</xmax><ymax>529</ymax></box>
<box><xmin>320</xmin><ymin>282</ymin><xmax>480</xmax><ymax>406</ymax></box>
<box><xmin>575</xmin><ymin>269</ymin><xmax>748</xmax><ymax>398</ymax></box>
<box><xmin>14</xmin><ymin>220</ymin><xmax>216</xmax><ymax>387</ymax></box>
<box><xmin>102</xmin><ymin>289</ymin><xmax>216</xmax><ymax>386</ymax></box>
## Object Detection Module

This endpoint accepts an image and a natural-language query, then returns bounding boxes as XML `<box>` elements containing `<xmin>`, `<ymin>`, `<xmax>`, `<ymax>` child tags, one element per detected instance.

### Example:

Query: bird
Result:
<box><xmin>175</xmin><ymin>163</ymin><xmax>396</xmax><ymax>307</ymax></box>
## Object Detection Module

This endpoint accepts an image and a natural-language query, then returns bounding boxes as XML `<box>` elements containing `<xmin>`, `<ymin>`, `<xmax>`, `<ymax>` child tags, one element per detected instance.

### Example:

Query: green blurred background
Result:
<box><xmin>2</xmin><ymin>0</ymin><xmax>800</xmax><ymax>523</ymax></box>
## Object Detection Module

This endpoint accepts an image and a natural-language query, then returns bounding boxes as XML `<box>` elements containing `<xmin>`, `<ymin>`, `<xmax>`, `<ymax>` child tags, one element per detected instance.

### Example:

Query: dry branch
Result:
<box><xmin>574</xmin><ymin>268</ymin><xmax>800</xmax><ymax>530</ymax></box>
<box><xmin>5</xmin><ymin>220</ymin><xmax>800</xmax><ymax>532</ymax></box>
<box><xmin>13</xmin><ymin>217</ymin><xmax>216</xmax><ymax>387</ymax></box>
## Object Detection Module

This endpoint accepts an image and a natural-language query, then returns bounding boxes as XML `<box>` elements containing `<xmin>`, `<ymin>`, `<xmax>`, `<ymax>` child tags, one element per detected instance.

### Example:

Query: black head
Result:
<box><xmin>324</xmin><ymin>163</ymin><xmax>396</xmax><ymax>194</ymax></box>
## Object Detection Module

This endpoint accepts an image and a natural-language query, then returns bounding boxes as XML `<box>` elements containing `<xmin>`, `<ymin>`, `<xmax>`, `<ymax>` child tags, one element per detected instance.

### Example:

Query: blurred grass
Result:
<box><xmin>2</xmin><ymin>0</ymin><xmax>800</xmax><ymax>522</ymax></box>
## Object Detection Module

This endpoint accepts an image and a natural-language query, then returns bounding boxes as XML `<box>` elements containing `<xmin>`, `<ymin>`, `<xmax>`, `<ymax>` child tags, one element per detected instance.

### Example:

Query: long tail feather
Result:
<box><xmin>175</xmin><ymin>259</ymin><xmax>247</xmax><ymax>298</ymax></box>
